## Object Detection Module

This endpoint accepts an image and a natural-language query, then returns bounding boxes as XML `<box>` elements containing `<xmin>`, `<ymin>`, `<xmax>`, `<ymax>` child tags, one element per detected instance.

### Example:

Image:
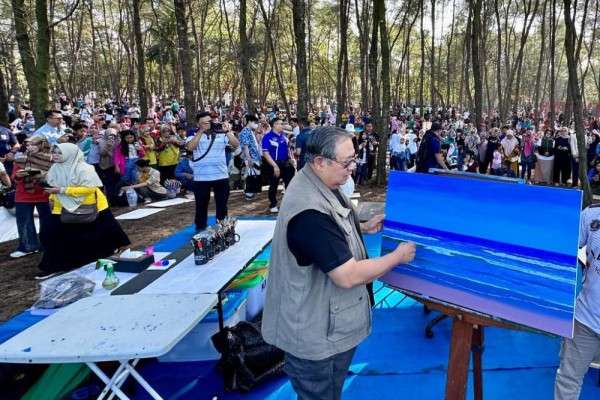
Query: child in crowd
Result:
<box><xmin>491</xmin><ymin>145</ymin><xmax>503</xmax><ymax>175</ymax></box>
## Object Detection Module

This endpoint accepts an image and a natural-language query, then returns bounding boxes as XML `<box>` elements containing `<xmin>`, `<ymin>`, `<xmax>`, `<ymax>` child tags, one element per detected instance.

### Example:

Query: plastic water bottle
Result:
<box><xmin>126</xmin><ymin>188</ymin><xmax>138</xmax><ymax>207</ymax></box>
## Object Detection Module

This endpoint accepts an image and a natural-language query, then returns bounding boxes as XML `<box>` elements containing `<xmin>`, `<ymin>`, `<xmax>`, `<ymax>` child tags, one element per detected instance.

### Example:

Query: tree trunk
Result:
<box><xmin>336</xmin><ymin>0</ymin><xmax>350</xmax><ymax>124</ymax></box>
<box><xmin>446</xmin><ymin>0</ymin><xmax>456</xmax><ymax>106</ymax></box>
<box><xmin>470</xmin><ymin>0</ymin><xmax>483</xmax><ymax>129</ymax></box>
<box><xmin>239</xmin><ymin>0</ymin><xmax>256</xmax><ymax>112</ymax></box>
<box><xmin>0</xmin><ymin>67</ymin><xmax>9</xmax><ymax>124</ymax></box>
<box><xmin>292</xmin><ymin>0</ymin><xmax>309</xmax><ymax>119</ymax></box>
<box><xmin>550</xmin><ymin>0</ymin><xmax>556</xmax><ymax>123</ymax></box>
<box><xmin>355</xmin><ymin>0</ymin><xmax>371</xmax><ymax>111</ymax></box>
<box><xmin>12</xmin><ymin>0</ymin><xmax>48</xmax><ymax>126</ymax></box>
<box><xmin>493</xmin><ymin>0</ymin><xmax>503</xmax><ymax>113</ymax></box>
<box><xmin>419</xmin><ymin>0</ymin><xmax>425</xmax><ymax>110</ymax></box>
<box><xmin>132</xmin><ymin>0</ymin><xmax>148</xmax><ymax>119</ymax></box>
<box><xmin>430</xmin><ymin>0</ymin><xmax>435</xmax><ymax>109</ymax></box>
<box><xmin>534</xmin><ymin>0</ymin><xmax>548</xmax><ymax>129</ymax></box>
<box><xmin>258</xmin><ymin>0</ymin><xmax>290</xmax><ymax>117</ymax></box>
<box><xmin>564</xmin><ymin>0</ymin><xmax>592</xmax><ymax>206</ymax></box>
<box><xmin>173</xmin><ymin>0</ymin><xmax>197</xmax><ymax>125</ymax></box>
<box><xmin>377</xmin><ymin>0</ymin><xmax>391</xmax><ymax>185</ymax></box>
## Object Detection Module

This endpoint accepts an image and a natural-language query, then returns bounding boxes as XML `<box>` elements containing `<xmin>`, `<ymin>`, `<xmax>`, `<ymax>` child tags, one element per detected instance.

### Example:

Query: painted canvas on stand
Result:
<box><xmin>380</xmin><ymin>171</ymin><xmax>582</xmax><ymax>337</ymax></box>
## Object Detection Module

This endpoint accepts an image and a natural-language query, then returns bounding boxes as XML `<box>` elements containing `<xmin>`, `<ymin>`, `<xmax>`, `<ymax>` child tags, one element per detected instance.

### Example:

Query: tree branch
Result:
<box><xmin>49</xmin><ymin>0</ymin><xmax>81</xmax><ymax>29</ymax></box>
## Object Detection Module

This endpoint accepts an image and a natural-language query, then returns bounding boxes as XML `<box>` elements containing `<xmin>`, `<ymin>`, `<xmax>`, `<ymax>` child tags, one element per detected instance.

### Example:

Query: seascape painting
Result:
<box><xmin>380</xmin><ymin>171</ymin><xmax>582</xmax><ymax>337</ymax></box>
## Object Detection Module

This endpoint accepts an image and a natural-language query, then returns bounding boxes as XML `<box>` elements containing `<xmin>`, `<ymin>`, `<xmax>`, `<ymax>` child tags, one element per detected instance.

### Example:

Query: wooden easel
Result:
<box><xmin>410</xmin><ymin>295</ymin><xmax>530</xmax><ymax>400</ymax></box>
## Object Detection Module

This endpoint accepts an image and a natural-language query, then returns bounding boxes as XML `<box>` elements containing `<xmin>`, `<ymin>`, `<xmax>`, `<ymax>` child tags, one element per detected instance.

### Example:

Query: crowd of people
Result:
<box><xmin>3</xmin><ymin>98</ymin><xmax>600</xmax><ymax>269</ymax></box>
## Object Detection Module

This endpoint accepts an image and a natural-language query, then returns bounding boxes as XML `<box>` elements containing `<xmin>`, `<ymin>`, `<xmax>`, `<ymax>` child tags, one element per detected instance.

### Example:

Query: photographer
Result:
<box><xmin>186</xmin><ymin>111</ymin><xmax>239</xmax><ymax>232</ymax></box>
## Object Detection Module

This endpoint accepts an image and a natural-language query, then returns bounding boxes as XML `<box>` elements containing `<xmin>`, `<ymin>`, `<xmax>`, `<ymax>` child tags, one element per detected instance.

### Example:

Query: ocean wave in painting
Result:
<box><xmin>381</xmin><ymin>226</ymin><xmax>577</xmax><ymax>322</ymax></box>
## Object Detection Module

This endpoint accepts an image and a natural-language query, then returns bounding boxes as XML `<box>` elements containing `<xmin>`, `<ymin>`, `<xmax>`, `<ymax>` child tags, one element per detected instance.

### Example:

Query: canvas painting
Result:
<box><xmin>380</xmin><ymin>171</ymin><xmax>582</xmax><ymax>337</ymax></box>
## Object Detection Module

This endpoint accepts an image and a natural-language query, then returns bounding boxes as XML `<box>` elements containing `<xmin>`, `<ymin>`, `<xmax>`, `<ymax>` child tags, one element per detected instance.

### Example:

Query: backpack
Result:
<box><xmin>211</xmin><ymin>320</ymin><xmax>285</xmax><ymax>392</ymax></box>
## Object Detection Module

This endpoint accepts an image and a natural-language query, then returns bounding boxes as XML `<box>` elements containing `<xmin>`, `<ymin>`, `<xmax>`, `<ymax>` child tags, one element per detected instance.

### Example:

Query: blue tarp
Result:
<box><xmin>133</xmin><ymin>306</ymin><xmax>599</xmax><ymax>399</ymax></box>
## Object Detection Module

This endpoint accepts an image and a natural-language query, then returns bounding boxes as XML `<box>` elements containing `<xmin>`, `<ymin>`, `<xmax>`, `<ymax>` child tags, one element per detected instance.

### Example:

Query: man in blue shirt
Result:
<box><xmin>33</xmin><ymin>110</ymin><xmax>66</xmax><ymax>145</ymax></box>
<box><xmin>294</xmin><ymin>117</ymin><xmax>312</xmax><ymax>170</ymax></box>
<box><xmin>262</xmin><ymin>118</ymin><xmax>295</xmax><ymax>213</ymax></box>
<box><xmin>416</xmin><ymin>122</ymin><xmax>448</xmax><ymax>173</ymax></box>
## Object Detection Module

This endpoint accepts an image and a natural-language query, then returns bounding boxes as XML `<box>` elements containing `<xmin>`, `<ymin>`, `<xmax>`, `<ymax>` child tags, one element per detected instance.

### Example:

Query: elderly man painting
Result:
<box><xmin>262</xmin><ymin>126</ymin><xmax>416</xmax><ymax>400</ymax></box>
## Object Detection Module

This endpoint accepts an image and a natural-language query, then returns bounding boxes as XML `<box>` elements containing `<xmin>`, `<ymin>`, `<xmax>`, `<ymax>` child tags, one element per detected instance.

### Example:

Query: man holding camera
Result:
<box><xmin>186</xmin><ymin>111</ymin><xmax>239</xmax><ymax>232</ymax></box>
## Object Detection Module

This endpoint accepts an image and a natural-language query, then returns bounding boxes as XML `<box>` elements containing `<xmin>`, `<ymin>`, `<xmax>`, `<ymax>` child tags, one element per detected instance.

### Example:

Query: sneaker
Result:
<box><xmin>34</xmin><ymin>272</ymin><xmax>59</xmax><ymax>280</ymax></box>
<box><xmin>270</xmin><ymin>206</ymin><xmax>279</xmax><ymax>213</ymax></box>
<box><xmin>10</xmin><ymin>250</ymin><xmax>37</xmax><ymax>259</ymax></box>
<box><xmin>244</xmin><ymin>193</ymin><xmax>254</xmax><ymax>200</ymax></box>
<box><xmin>143</xmin><ymin>199</ymin><xmax>152</xmax><ymax>204</ymax></box>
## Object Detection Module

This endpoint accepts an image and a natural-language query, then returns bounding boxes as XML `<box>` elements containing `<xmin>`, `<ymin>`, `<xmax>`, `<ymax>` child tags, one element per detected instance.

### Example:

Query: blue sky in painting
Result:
<box><xmin>384</xmin><ymin>172</ymin><xmax>581</xmax><ymax>257</ymax></box>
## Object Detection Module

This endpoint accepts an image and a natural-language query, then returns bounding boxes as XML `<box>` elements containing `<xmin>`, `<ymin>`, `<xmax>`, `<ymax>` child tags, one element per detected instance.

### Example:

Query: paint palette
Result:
<box><xmin>380</xmin><ymin>171</ymin><xmax>582</xmax><ymax>337</ymax></box>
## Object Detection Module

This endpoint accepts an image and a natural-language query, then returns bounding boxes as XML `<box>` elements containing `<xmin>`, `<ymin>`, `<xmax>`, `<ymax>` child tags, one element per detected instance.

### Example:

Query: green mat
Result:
<box><xmin>228</xmin><ymin>260</ymin><xmax>268</xmax><ymax>289</ymax></box>
<box><xmin>22</xmin><ymin>363</ymin><xmax>90</xmax><ymax>400</ymax></box>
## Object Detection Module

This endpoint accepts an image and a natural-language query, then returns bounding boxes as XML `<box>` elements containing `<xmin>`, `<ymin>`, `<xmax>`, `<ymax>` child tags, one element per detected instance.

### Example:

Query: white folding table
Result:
<box><xmin>140</xmin><ymin>219</ymin><xmax>276</xmax><ymax>330</ymax></box>
<box><xmin>0</xmin><ymin>293</ymin><xmax>217</xmax><ymax>400</ymax></box>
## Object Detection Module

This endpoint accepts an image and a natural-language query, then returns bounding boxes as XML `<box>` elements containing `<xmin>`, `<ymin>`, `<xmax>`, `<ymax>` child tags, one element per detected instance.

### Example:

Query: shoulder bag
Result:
<box><xmin>60</xmin><ymin>190</ymin><xmax>98</xmax><ymax>224</ymax></box>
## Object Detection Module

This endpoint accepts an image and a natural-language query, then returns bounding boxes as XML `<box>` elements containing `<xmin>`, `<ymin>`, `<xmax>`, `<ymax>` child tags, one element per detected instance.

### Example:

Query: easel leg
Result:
<box><xmin>472</xmin><ymin>326</ymin><xmax>484</xmax><ymax>400</ymax></box>
<box><xmin>217</xmin><ymin>291</ymin><xmax>224</xmax><ymax>331</ymax></box>
<box><xmin>445</xmin><ymin>317</ymin><xmax>473</xmax><ymax>400</ymax></box>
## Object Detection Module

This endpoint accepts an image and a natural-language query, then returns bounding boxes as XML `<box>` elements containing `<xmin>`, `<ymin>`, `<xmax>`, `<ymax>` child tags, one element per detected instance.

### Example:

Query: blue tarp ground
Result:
<box><xmin>133</xmin><ymin>306</ymin><xmax>599</xmax><ymax>399</ymax></box>
<box><xmin>135</xmin><ymin>228</ymin><xmax>599</xmax><ymax>399</ymax></box>
<box><xmin>0</xmin><ymin>312</ymin><xmax>45</xmax><ymax>345</ymax></box>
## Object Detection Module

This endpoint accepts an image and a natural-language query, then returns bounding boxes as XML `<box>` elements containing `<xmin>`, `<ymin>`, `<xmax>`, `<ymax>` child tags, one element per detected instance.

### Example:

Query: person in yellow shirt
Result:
<box><xmin>139</xmin><ymin>127</ymin><xmax>157</xmax><ymax>168</ymax></box>
<box><xmin>37</xmin><ymin>143</ymin><xmax>130</xmax><ymax>280</ymax></box>
<box><xmin>156</xmin><ymin>124</ymin><xmax>183</xmax><ymax>183</ymax></box>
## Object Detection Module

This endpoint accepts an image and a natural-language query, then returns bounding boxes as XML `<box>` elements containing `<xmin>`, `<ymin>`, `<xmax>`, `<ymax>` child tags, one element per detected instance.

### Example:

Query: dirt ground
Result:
<box><xmin>0</xmin><ymin>185</ymin><xmax>386</xmax><ymax>322</ymax></box>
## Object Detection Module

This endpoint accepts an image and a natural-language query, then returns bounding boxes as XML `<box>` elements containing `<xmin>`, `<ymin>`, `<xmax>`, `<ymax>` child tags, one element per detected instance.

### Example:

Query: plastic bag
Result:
<box><xmin>32</xmin><ymin>272</ymin><xmax>95</xmax><ymax>310</ymax></box>
<box><xmin>125</xmin><ymin>188</ymin><xmax>138</xmax><ymax>207</ymax></box>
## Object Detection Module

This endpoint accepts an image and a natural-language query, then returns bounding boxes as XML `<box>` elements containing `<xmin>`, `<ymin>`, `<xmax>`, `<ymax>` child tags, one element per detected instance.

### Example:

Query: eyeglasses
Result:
<box><xmin>327</xmin><ymin>156</ymin><xmax>358</xmax><ymax>170</ymax></box>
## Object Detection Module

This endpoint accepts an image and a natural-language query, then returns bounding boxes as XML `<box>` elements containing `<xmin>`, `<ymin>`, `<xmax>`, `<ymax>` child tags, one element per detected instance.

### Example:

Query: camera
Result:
<box><xmin>210</xmin><ymin>121</ymin><xmax>225</xmax><ymax>133</ymax></box>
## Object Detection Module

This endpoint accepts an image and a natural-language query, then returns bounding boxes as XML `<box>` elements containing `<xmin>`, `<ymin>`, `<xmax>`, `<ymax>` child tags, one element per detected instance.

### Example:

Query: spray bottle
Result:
<box><xmin>95</xmin><ymin>259</ymin><xmax>120</xmax><ymax>290</ymax></box>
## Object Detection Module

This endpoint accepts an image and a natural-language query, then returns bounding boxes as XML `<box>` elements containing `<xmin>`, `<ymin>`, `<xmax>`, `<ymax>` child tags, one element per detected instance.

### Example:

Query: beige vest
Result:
<box><xmin>261</xmin><ymin>165</ymin><xmax>372</xmax><ymax>360</ymax></box>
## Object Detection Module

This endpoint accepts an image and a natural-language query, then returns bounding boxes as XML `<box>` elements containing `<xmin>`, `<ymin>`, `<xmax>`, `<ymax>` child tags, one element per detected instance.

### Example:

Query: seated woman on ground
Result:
<box><xmin>121</xmin><ymin>159</ymin><xmax>168</xmax><ymax>204</ymax></box>
<box><xmin>37</xmin><ymin>143</ymin><xmax>130</xmax><ymax>280</ymax></box>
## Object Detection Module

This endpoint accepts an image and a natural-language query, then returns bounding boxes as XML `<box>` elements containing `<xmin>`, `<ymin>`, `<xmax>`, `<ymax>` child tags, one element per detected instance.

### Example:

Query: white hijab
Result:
<box><xmin>47</xmin><ymin>143</ymin><xmax>103</xmax><ymax>212</ymax></box>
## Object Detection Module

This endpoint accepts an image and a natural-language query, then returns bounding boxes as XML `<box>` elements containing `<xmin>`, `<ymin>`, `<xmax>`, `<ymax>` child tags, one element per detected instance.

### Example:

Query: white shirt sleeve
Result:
<box><xmin>580</xmin><ymin>209</ymin><xmax>589</xmax><ymax>248</ymax></box>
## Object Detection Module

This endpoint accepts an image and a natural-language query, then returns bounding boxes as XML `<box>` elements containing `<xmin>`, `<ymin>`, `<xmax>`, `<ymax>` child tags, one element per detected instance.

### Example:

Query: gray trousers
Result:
<box><xmin>554</xmin><ymin>320</ymin><xmax>600</xmax><ymax>400</ymax></box>
<box><xmin>284</xmin><ymin>347</ymin><xmax>356</xmax><ymax>400</ymax></box>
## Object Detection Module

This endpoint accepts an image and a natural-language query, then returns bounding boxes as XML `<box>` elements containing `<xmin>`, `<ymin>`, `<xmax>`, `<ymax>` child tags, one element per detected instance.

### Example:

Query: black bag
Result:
<box><xmin>211</xmin><ymin>321</ymin><xmax>285</xmax><ymax>392</ymax></box>
<box><xmin>0</xmin><ymin>188</ymin><xmax>15</xmax><ymax>209</ymax></box>
<box><xmin>415</xmin><ymin>132</ymin><xmax>431</xmax><ymax>173</ymax></box>
<box><xmin>60</xmin><ymin>204</ymin><xmax>98</xmax><ymax>224</ymax></box>
<box><xmin>60</xmin><ymin>192</ymin><xmax>98</xmax><ymax>224</ymax></box>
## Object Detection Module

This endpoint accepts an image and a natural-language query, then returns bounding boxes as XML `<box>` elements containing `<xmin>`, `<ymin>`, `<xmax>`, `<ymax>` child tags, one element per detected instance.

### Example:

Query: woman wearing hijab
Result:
<box><xmin>535</xmin><ymin>130</ymin><xmax>555</xmax><ymax>184</ymax></box>
<box><xmin>10</xmin><ymin>136</ymin><xmax>52</xmax><ymax>258</ymax></box>
<box><xmin>37</xmin><ymin>143</ymin><xmax>130</xmax><ymax>279</ymax></box>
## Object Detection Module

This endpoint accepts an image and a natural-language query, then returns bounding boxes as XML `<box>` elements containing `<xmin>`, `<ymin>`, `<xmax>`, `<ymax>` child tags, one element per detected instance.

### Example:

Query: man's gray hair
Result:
<box><xmin>305</xmin><ymin>126</ymin><xmax>353</xmax><ymax>164</ymax></box>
